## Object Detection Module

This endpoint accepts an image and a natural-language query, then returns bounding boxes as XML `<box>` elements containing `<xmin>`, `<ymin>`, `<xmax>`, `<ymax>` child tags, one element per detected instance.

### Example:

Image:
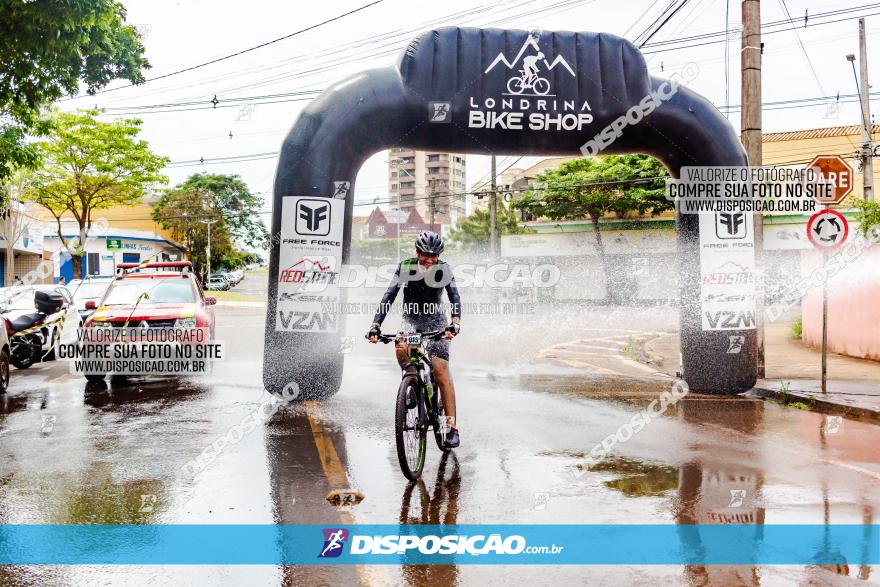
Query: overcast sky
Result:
<box><xmin>58</xmin><ymin>0</ymin><xmax>879</xmax><ymax>224</ymax></box>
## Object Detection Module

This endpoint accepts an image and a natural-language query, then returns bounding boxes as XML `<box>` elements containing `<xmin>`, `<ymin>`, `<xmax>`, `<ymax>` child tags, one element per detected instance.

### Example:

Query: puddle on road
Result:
<box><xmin>539</xmin><ymin>451</ymin><xmax>678</xmax><ymax>498</ymax></box>
<box><xmin>589</xmin><ymin>457</ymin><xmax>679</xmax><ymax>497</ymax></box>
<box><xmin>515</xmin><ymin>372</ymin><xmax>673</xmax><ymax>406</ymax></box>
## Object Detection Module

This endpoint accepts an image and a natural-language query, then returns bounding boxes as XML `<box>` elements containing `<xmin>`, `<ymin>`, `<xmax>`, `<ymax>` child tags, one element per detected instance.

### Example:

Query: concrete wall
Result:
<box><xmin>801</xmin><ymin>248</ymin><xmax>880</xmax><ymax>361</ymax></box>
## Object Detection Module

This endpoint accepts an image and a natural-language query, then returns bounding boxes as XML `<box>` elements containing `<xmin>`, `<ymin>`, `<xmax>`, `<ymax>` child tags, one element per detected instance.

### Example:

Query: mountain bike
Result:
<box><xmin>375</xmin><ymin>330</ymin><xmax>452</xmax><ymax>480</ymax></box>
<box><xmin>507</xmin><ymin>70</ymin><xmax>550</xmax><ymax>95</ymax></box>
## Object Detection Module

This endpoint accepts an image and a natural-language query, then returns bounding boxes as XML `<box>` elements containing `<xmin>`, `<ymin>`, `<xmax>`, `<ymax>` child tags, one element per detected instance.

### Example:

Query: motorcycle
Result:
<box><xmin>5</xmin><ymin>290</ymin><xmax>65</xmax><ymax>370</ymax></box>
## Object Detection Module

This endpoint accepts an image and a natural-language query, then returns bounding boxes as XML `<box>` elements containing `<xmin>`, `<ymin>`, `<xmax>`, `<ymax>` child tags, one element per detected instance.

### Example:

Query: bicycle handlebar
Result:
<box><xmin>372</xmin><ymin>330</ymin><xmax>446</xmax><ymax>344</ymax></box>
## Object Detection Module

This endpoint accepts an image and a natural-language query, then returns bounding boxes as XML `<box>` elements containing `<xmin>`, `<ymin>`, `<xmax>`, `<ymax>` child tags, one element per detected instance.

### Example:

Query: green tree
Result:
<box><xmin>26</xmin><ymin>109</ymin><xmax>168</xmax><ymax>278</ymax></box>
<box><xmin>447</xmin><ymin>204</ymin><xmax>530</xmax><ymax>255</ymax></box>
<box><xmin>350</xmin><ymin>237</ymin><xmax>400</xmax><ymax>264</ymax></box>
<box><xmin>512</xmin><ymin>154</ymin><xmax>670</xmax><ymax>299</ymax></box>
<box><xmin>854</xmin><ymin>198</ymin><xmax>880</xmax><ymax>238</ymax></box>
<box><xmin>153</xmin><ymin>173</ymin><xmax>269</xmax><ymax>248</ymax></box>
<box><xmin>152</xmin><ymin>188</ymin><xmax>234</xmax><ymax>283</ymax></box>
<box><xmin>0</xmin><ymin>0</ymin><xmax>149</xmax><ymax>183</ymax></box>
<box><xmin>0</xmin><ymin>169</ymin><xmax>30</xmax><ymax>285</ymax></box>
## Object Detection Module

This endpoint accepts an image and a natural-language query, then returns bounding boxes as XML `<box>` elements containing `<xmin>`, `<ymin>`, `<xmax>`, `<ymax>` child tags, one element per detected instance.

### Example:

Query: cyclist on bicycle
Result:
<box><xmin>367</xmin><ymin>231</ymin><xmax>462</xmax><ymax>448</ymax></box>
<box><xmin>521</xmin><ymin>51</ymin><xmax>544</xmax><ymax>82</ymax></box>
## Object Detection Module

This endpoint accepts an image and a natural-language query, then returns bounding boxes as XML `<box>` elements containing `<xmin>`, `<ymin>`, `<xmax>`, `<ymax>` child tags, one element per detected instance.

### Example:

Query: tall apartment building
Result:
<box><xmin>388</xmin><ymin>149</ymin><xmax>467</xmax><ymax>227</ymax></box>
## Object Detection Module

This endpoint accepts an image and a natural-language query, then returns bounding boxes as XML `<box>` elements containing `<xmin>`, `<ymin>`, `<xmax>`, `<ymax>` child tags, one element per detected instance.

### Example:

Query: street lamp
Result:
<box><xmin>389</xmin><ymin>157</ymin><xmax>412</xmax><ymax>263</ymax></box>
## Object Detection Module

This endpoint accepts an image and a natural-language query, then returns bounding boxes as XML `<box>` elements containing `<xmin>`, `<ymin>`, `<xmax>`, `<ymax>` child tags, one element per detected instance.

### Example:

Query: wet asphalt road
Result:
<box><xmin>0</xmin><ymin>276</ymin><xmax>878</xmax><ymax>585</ymax></box>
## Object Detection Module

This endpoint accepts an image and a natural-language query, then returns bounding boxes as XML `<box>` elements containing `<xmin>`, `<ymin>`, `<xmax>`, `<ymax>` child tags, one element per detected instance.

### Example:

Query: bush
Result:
<box><xmin>791</xmin><ymin>318</ymin><xmax>802</xmax><ymax>339</ymax></box>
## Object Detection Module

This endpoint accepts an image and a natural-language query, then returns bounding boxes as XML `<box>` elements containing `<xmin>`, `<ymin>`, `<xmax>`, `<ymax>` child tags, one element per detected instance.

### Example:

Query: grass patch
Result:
<box><xmin>621</xmin><ymin>336</ymin><xmax>638</xmax><ymax>361</ymax></box>
<box><xmin>791</xmin><ymin>318</ymin><xmax>802</xmax><ymax>339</ymax></box>
<box><xmin>204</xmin><ymin>290</ymin><xmax>263</xmax><ymax>302</ymax></box>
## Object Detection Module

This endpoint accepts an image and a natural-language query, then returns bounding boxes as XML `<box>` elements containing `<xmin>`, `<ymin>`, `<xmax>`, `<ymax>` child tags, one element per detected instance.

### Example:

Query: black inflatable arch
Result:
<box><xmin>264</xmin><ymin>27</ymin><xmax>757</xmax><ymax>399</ymax></box>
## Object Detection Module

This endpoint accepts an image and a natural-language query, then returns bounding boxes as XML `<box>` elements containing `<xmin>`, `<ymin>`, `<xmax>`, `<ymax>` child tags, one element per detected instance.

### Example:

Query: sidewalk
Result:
<box><xmin>644</xmin><ymin>319</ymin><xmax>880</xmax><ymax>421</ymax></box>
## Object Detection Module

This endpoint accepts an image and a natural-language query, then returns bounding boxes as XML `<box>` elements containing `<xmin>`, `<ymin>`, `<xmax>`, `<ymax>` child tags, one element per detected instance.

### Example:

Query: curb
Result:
<box><xmin>742</xmin><ymin>386</ymin><xmax>880</xmax><ymax>423</ymax></box>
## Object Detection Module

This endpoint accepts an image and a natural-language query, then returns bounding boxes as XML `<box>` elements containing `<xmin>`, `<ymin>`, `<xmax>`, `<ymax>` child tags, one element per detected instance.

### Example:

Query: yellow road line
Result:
<box><xmin>305</xmin><ymin>402</ymin><xmax>394</xmax><ymax>587</ymax></box>
<box><xmin>306</xmin><ymin>404</ymin><xmax>352</xmax><ymax>495</ymax></box>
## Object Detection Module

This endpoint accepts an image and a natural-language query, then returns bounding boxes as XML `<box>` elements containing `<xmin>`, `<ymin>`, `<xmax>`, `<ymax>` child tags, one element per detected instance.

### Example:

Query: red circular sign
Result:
<box><xmin>807</xmin><ymin>155</ymin><xmax>854</xmax><ymax>205</ymax></box>
<box><xmin>807</xmin><ymin>209</ymin><xmax>848</xmax><ymax>250</ymax></box>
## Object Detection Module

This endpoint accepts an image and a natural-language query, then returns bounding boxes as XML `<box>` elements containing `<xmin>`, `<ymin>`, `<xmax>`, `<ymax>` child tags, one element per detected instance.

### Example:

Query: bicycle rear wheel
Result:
<box><xmin>395</xmin><ymin>375</ymin><xmax>426</xmax><ymax>480</ymax></box>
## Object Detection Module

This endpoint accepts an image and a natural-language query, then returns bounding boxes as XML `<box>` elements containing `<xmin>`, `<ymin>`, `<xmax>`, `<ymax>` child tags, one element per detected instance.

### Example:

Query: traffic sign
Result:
<box><xmin>807</xmin><ymin>209</ymin><xmax>848</xmax><ymax>250</ymax></box>
<box><xmin>807</xmin><ymin>155</ymin><xmax>854</xmax><ymax>205</ymax></box>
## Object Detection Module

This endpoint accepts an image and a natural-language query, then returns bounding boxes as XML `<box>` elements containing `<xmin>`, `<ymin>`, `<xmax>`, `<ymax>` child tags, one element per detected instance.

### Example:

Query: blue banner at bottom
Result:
<box><xmin>0</xmin><ymin>524</ymin><xmax>876</xmax><ymax>565</ymax></box>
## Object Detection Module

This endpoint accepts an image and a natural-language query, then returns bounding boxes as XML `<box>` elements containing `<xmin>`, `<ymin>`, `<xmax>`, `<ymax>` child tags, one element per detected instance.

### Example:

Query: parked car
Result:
<box><xmin>0</xmin><ymin>310</ymin><xmax>9</xmax><ymax>393</ymax></box>
<box><xmin>68</xmin><ymin>276</ymin><xmax>114</xmax><ymax>322</ymax></box>
<box><xmin>227</xmin><ymin>269</ymin><xmax>245</xmax><ymax>285</ymax></box>
<box><xmin>1</xmin><ymin>285</ymin><xmax>78</xmax><ymax>369</ymax></box>
<box><xmin>206</xmin><ymin>275</ymin><xmax>230</xmax><ymax>291</ymax></box>
<box><xmin>82</xmin><ymin>261</ymin><xmax>217</xmax><ymax>382</ymax></box>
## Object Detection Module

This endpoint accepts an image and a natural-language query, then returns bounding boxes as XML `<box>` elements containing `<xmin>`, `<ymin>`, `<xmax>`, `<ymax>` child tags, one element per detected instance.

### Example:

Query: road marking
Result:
<box><xmin>305</xmin><ymin>403</ymin><xmax>350</xmax><ymax>492</ymax></box>
<box><xmin>825</xmin><ymin>459</ymin><xmax>880</xmax><ymax>481</ymax></box>
<box><xmin>305</xmin><ymin>402</ymin><xmax>390</xmax><ymax>587</ymax></box>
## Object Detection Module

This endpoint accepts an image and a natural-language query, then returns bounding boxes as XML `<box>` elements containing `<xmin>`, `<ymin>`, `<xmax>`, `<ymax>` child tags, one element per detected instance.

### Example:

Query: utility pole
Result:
<box><xmin>390</xmin><ymin>158</ymin><xmax>404</xmax><ymax>262</ymax></box>
<box><xmin>489</xmin><ymin>154</ymin><xmax>498</xmax><ymax>258</ymax></box>
<box><xmin>858</xmin><ymin>18</ymin><xmax>874</xmax><ymax>201</ymax></box>
<box><xmin>741</xmin><ymin>0</ymin><xmax>765</xmax><ymax>377</ymax></box>
<box><xmin>201</xmin><ymin>218</ymin><xmax>217</xmax><ymax>287</ymax></box>
<box><xmin>428</xmin><ymin>179</ymin><xmax>436</xmax><ymax>229</ymax></box>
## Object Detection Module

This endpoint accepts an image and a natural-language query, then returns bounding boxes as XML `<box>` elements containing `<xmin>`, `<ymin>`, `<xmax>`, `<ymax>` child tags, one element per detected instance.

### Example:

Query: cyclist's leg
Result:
<box><xmin>427</xmin><ymin>334</ymin><xmax>456</xmax><ymax>430</ymax></box>
<box><xmin>432</xmin><ymin>357</ymin><xmax>456</xmax><ymax>429</ymax></box>
<box><xmin>395</xmin><ymin>348</ymin><xmax>408</xmax><ymax>367</ymax></box>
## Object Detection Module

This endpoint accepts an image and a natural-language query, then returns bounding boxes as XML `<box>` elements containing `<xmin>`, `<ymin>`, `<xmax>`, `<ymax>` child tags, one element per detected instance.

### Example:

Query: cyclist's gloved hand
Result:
<box><xmin>366</xmin><ymin>324</ymin><xmax>381</xmax><ymax>343</ymax></box>
<box><xmin>444</xmin><ymin>323</ymin><xmax>460</xmax><ymax>339</ymax></box>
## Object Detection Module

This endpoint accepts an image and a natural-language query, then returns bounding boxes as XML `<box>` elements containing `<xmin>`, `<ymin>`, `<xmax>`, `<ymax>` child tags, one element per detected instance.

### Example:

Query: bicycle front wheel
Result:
<box><xmin>395</xmin><ymin>375</ymin><xmax>427</xmax><ymax>480</ymax></box>
<box><xmin>433</xmin><ymin>394</ymin><xmax>451</xmax><ymax>453</ymax></box>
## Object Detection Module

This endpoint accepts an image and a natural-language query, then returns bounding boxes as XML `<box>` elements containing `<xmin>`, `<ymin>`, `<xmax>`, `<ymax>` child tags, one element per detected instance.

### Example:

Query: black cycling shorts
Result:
<box><xmin>402</xmin><ymin>315</ymin><xmax>450</xmax><ymax>362</ymax></box>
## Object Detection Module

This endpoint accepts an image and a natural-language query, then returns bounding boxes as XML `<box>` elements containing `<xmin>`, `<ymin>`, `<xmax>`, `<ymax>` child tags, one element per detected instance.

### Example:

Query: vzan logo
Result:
<box><xmin>704</xmin><ymin>311</ymin><xmax>756</xmax><ymax>330</ymax></box>
<box><xmin>296</xmin><ymin>199</ymin><xmax>331</xmax><ymax>235</ymax></box>
<box><xmin>468</xmin><ymin>32</ymin><xmax>593</xmax><ymax>132</ymax></box>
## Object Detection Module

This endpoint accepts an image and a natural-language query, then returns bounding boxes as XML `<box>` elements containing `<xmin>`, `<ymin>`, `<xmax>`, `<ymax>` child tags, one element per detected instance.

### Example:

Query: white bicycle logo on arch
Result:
<box><xmin>484</xmin><ymin>32</ymin><xmax>575</xmax><ymax>97</ymax></box>
<box><xmin>507</xmin><ymin>67</ymin><xmax>551</xmax><ymax>96</ymax></box>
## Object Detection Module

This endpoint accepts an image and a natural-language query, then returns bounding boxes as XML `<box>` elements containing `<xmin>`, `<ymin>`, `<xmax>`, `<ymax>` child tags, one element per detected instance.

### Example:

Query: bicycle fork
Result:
<box><xmin>411</xmin><ymin>357</ymin><xmax>436</xmax><ymax>431</ymax></box>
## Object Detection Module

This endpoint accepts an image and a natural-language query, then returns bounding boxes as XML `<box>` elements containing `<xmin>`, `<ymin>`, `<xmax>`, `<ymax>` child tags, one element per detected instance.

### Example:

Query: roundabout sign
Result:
<box><xmin>807</xmin><ymin>208</ymin><xmax>849</xmax><ymax>251</ymax></box>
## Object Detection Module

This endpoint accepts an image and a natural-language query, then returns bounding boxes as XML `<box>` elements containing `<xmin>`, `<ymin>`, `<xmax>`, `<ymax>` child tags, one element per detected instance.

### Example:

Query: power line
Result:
<box><xmin>155</xmin><ymin>91</ymin><xmax>880</xmax><ymax>169</ymax></box>
<box><xmin>643</xmin><ymin>9</ymin><xmax>880</xmax><ymax>54</ymax></box>
<box><xmin>778</xmin><ymin>0</ymin><xmax>827</xmax><ymax>96</ymax></box>
<box><xmin>65</xmin><ymin>0</ymin><xmax>587</xmax><ymax>108</ymax></box>
<box><xmin>640</xmin><ymin>3</ymin><xmax>880</xmax><ymax>48</ymax></box>
<box><xmin>636</xmin><ymin>0</ymin><xmax>693</xmax><ymax>47</ymax></box>
<box><xmin>88</xmin><ymin>5</ymin><xmax>880</xmax><ymax>118</ymax></box>
<box><xmin>61</xmin><ymin>0</ymin><xmax>386</xmax><ymax>101</ymax></box>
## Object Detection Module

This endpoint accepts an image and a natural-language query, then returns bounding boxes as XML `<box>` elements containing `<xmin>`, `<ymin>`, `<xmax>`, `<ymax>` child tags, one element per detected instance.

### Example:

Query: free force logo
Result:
<box><xmin>277</xmin><ymin>196</ymin><xmax>343</xmax><ymax>332</ymax></box>
<box><xmin>716</xmin><ymin>212</ymin><xmax>747</xmax><ymax>239</ymax></box>
<box><xmin>319</xmin><ymin>528</ymin><xmax>348</xmax><ymax>558</ymax></box>
<box><xmin>296</xmin><ymin>199</ymin><xmax>331</xmax><ymax>235</ymax></box>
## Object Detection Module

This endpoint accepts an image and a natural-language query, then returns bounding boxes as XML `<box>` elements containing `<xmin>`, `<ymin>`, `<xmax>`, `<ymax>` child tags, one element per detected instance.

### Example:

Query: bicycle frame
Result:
<box><xmin>381</xmin><ymin>330</ymin><xmax>444</xmax><ymax>430</ymax></box>
<box><xmin>403</xmin><ymin>340</ymin><xmax>438</xmax><ymax>430</ymax></box>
